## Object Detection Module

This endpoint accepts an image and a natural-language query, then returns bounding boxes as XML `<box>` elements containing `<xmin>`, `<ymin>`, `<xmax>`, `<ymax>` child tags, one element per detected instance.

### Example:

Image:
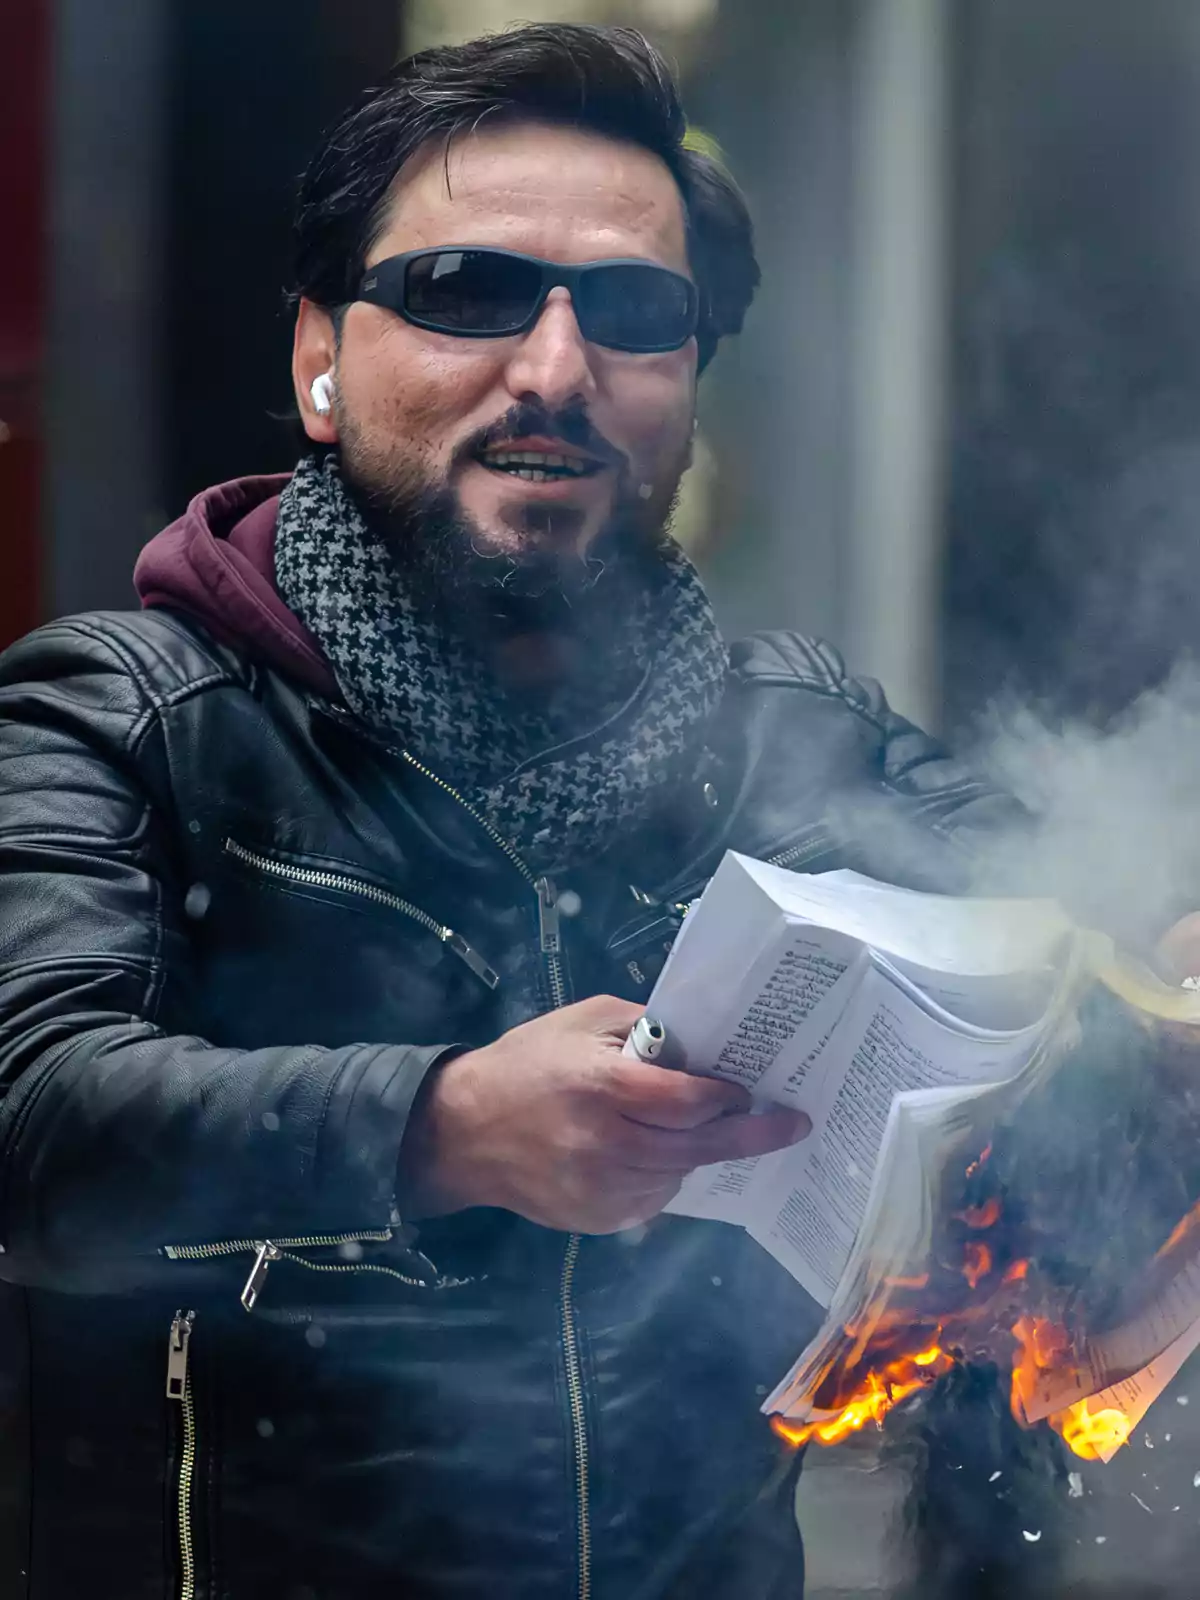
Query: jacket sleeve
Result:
<box><xmin>733</xmin><ymin>632</ymin><xmax>1032</xmax><ymax>892</ymax></box>
<box><xmin>0</xmin><ymin>622</ymin><xmax>449</xmax><ymax>1293</ymax></box>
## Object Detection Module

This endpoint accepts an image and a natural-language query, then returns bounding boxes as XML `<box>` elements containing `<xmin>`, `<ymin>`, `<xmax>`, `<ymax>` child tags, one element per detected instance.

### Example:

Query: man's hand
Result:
<box><xmin>400</xmin><ymin>995</ymin><xmax>811</xmax><ymax>1234</ymax></box>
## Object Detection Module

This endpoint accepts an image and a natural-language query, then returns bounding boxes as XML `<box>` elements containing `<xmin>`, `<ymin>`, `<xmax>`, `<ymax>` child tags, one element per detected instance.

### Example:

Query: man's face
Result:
<box><xmin>295</xmin><ymin>120</ymin><xmax>699</xmax><ymax>596</ymax></box>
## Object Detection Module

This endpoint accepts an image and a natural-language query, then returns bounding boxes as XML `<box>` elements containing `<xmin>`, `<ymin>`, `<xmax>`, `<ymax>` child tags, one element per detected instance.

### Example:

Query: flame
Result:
<box><xmin>1010</xmin><ymin>1312</ymin><xmax>1070</xmax><ymax>1415</ymax></box>
<box><xmin>884</xmin><ymin>1273</ymin><xmax>930</xmax><ymax>1291</ymax></box>
<box><xmin>1008</xmin><ymin>1314</ymin><xmax>1130</xmax><ymax>1457</ymax></box>
<box><xmin>766</xmin><ymin>1149</ymin><xmax>1200</xmax><ymax>1463</ymax></box>
<box><xmin>955</xmin><ymin>1196</ymin><xmax>1002</xmax><ymax>1229</ymax></box>
<box><xmin>774</xmin><ymin>1302</ymin><xmax>1133</xmax><ymax>1463</ymax></box>
<box><xmin>965</xmin><ymin>1142</ymin><xmax>993</xmax><ymax>1180</ymax></box>
<box><xmin>771</xmin><ymin>1338</ymin><xmax>955</xmax><ymax>1448</ymax></box>
<box><xmin>1051</xmin><ymin>1399</ymin><xmax>1133</xmax><ymax>1461</ymax></box>
<box><xmin>1156</xmin><ymin>1197</ymin><xmax>1200</xmax><ymax>1260</ymax></box>
<box><xmin>962</xmin><ymin>1240</ymin><xmax>994</xmax><ymax>1289</ymax></box>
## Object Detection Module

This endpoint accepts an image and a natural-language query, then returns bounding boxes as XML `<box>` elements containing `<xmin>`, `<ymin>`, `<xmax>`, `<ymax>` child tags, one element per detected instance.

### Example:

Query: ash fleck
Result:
<box><xmin>1096</xmin><ymin>1536</ymin><xmax>1107</xmax><ymax>1545</ymax></box>
<box><xmin>338</xmin><ymin>1240</ymin><xmax>363</xmax><ymax>1262</ymax></box>
<box><xmin>989</xmin><ymin>1470</ymin><xmax>1002</xmax><ymax>1483</ymax></box>
<box><xmin>1178</xmin><ymin>1395</ymin><xmax>1190</xmax><ymax>1406</ymax></box>
<box><xmin>1068</xmin><ymin>1471</ymin><xmax>1084</xmax><ymax>1498</ymax></box>
<box><xmin>1131</xmin><ymin>1492</ymin><xmax>1154</xmax><ymax>1514</ymax></box>
<box><xmin>1022</xmin><ymin>1530</ymin><xmax>1042</xmax><ymax>1543</ymax></box>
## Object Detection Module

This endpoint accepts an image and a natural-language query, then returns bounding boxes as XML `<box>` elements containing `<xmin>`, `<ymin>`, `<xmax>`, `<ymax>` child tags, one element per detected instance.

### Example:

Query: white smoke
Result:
<box><xmin>968</xmin><ymin>664</ymin><xmax>1200</xmax><ymax>953</ymax></box>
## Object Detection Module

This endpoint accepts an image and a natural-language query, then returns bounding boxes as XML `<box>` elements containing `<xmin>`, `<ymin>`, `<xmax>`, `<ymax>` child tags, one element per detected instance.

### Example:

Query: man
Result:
<box><xmin>0</xmin><ymin>24</ymin><xmax>1021</xmax><ymax>1599</ymax></box>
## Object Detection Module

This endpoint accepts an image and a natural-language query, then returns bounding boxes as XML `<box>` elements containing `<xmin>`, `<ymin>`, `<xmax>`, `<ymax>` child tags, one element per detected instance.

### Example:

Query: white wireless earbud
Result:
<box><xmin>310</xmin><ymin>373</ymin><xmax>334</xmax><ymax>416</ymax></box>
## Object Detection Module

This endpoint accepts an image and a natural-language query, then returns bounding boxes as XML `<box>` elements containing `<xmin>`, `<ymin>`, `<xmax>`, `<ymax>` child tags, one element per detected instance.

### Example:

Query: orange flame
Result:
<box><xmin>1051</xmin><ymin>1399</ymin><xmax>1133</xmax><ymax>1461</ymax></box>
<box><xmin>771</xmin><ymin>1340</ymin><xmax>954</xmax><ymax>1448</ymax></box>
<box><xmin>1156</xmin><ymin>1197</ymin><xmax>1200</xmax><ymax>1260</ymax></box>
<box><xmin>884</xmin><ymin>1273</ymin><xmax>930</xmax><ymax>1291</ymax></box>
<box><xmin>774</xmin><ymin>1305</ymin><xmax>1133</xmax><ymax>1463</ymax></box>
<box><xmin>965</xmin><ymin>1142</ymin><xmax>993</xmax><ymax>1180</ymax></box>
<box><xmin>962</xmin><ymin>1240</ymin><xmax>994</xmax><ymax>1290</ymax></box>
<box><xmin>1008</xmin><ymin>1314</ymin><xmax>1130</xmax><ymax>1457</ymax></box>
<box><xmin>766</xmin><ymin>1154</ymin><xmax>1200</xmax><ymax>1462</ymax></box>
<box><xmin>955</xmin><ymin>1196</ymin><xmax>1002</xmax><ymax>1230</ymax></box>
<box><xmin>1009</xmin><ymin>1312</ymin><xmax>1069</xmax><ymax>1415</ymax></box>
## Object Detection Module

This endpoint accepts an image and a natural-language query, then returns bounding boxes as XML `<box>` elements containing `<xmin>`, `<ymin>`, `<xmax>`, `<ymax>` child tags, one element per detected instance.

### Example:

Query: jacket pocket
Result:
<box><xmin>223</xmin><ymin>837</ymin><xmax>500</xmax><ymax>990</ymax></box>
<box><xmin>164</xmin><ymin>1229</ymin><xmax>478</xmax><ymax>1314</ymax></box>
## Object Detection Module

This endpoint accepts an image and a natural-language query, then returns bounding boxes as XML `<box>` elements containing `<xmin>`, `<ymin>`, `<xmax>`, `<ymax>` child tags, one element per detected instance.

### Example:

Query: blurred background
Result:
<box><xmin>10</xmin><ymin>0</ymin><xmax>1200</xmax><ymax>738</ymax></box>
<box><xmin>7</xmin><ymin>1</ymin><xmax>1200</xmax><ymax>1594</ymax></box>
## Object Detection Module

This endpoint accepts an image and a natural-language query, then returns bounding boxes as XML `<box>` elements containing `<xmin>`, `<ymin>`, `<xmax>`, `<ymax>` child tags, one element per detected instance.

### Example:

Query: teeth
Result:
<box><xmin>482</xmin><ymin>449</ymin><xmax>590</xmax><ymax>476</ymax></box>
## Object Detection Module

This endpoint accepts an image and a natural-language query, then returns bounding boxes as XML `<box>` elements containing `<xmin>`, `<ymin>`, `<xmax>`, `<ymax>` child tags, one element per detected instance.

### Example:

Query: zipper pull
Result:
<box><xmin>241</xmin><ymin>1241</ymin><xmax>281</xmax><ymax>1313</ymax></box>
<box><xmin>535</xmin><ymin>877</ymin><xmax>560</xmax><ymax>955</ymax></box>
<box><xmin>166</xmin><ymin>1309</ymin><xmax>195</xmax><ymax>1400</ymax></box>
<box><xmin>444</xmin><ymin>931</ymin><xmax>500</xmax><ymax>990</ymax></box>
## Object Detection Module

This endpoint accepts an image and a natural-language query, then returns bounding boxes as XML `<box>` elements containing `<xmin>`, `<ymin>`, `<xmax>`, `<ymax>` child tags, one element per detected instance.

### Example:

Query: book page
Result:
<box><xmin>745</xmin><ymin>966</ymin><xmax>1046</xmax><ymax>1306</ymax></box>
<box><xmin>1051</xmin><ymin>1315</ymin><xmax>1200</xmax><ymax>1463</ymax></box>
<box><xmin>735</xmin><ymin>856</ymin><xmax>1071</xmax><ymax>977</ymax></box>
<box><xmin>660</xmin><ymin>928</ymin><xmax>865</xmax><ymax>1227</ymax></box>
<box><xmin>706</xmin><ymin>925</ymin><xmax>866</xmax><ymax>1095</ymax></box>
<box><xmin>1020</xmin><ymin>1251</ymin><xmax>1200</xmax><ymax>1423</ymax></box>
<box><xmin>664</xmin><ymin>1147</ymin><xmax>791</xmax><ymax>1227</ymax></box>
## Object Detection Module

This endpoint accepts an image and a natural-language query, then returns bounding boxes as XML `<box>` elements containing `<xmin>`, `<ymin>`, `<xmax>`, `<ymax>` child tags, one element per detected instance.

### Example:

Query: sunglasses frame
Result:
<box><xmin>357</xmin><ymin>247</ymin><xmax>699</xmax><ymax>355</ymax></box>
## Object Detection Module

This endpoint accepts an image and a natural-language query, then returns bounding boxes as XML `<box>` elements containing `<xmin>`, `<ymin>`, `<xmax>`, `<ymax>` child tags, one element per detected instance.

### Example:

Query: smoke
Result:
<box><xmin>966</xmin><ymin>660</ymin><xmax>1200</xmax><ymax>954</ymax></box>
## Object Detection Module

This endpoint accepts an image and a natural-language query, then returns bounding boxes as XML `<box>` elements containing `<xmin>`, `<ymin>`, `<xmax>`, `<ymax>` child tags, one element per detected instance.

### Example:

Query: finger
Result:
<box><xmin>617</xmin><ymin>1107</ymin><xmax>811</xmax><ymax>1170</ymax></box>
<box><xmin>572</xmin><ymin>993</ymin><xmax>650</xmax><ymax>1040</ymax></box>
<box><xmin>692</xmin><ymin>1107</ymin><xmax>812</xmax><ymax>1164</ymax></box>
<box><xmin>607</xmin><ymin>1060</ymin><xmax>751</xmax><ymax>1129</ymax></box>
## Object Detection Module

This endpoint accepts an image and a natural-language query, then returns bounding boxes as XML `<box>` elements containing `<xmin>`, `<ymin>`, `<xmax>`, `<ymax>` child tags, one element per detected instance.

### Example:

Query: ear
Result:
<box><xmin>293</xmin><ymin>299</ymin><xmax>340</xmax><ymax>445</ymax></box>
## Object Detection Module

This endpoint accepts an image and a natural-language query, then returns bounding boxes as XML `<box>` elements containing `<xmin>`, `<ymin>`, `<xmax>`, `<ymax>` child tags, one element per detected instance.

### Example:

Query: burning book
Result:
<box><xmin>629</xmin><ymin>851</ymin><xmax>1200</xmax><ymax>1463</ymax></box>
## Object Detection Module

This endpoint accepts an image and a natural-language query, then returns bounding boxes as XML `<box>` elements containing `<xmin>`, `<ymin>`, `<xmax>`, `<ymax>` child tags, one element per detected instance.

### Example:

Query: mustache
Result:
<box><xmin>460</xmin><ymin>401</ymin><xmax>626</xmax><ymax>469</ymax></box>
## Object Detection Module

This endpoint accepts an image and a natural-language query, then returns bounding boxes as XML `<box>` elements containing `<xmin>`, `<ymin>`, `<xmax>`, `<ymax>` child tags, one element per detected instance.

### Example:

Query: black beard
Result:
<box><xmin>336</xmin><ymin>449</ymin><xmax>678</xmax><ymax>641</ymax></box>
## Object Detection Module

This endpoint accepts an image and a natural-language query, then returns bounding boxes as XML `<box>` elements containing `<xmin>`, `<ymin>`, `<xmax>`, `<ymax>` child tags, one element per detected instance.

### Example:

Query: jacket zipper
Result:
<box><xmin>559</xmin><ymin>1233</ymin><xmax>590</xmax><ymax>1600</ymax></box>
<box><xmin>162</xmin><ymin>1229</ymin><xmax>442</xmax><ymax>1311</ymax></box>
<box><xmin>626</xmin><ymin>831</ymin><xmax>834</xmax><ymax>928</ymax></box>
<box><xmin>166</xmin><ymin>1309</ymin><xmax>197</xmax><ymax>1600</ymax></box>
<box><xmin>767</xmin><ymin>831</ymin><xmax>835</xmax><ymax>872</ymax></box>
<box><xmin>224</xmin><ymin>838</ymin><xmax>499</xmax><ymax>989</ymax></box>
<box><xmin>392</xmin><ymin>748</ymin><xmax>587</xmax><ymax>1599</ymax></box>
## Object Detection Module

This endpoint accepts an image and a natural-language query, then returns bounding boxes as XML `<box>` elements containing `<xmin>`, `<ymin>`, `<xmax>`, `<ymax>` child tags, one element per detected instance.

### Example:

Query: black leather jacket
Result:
<box><xmin>0</xmin><ymin>611</ymin><xmax>1020</xmax><ymax>1598</ymax></box>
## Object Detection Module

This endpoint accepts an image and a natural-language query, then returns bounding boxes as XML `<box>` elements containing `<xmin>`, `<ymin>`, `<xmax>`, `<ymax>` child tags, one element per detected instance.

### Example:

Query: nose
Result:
<box><xmin>502</xmin><ymin>286</ymin><xmax>597</xmax><ymax>410</ymax></box>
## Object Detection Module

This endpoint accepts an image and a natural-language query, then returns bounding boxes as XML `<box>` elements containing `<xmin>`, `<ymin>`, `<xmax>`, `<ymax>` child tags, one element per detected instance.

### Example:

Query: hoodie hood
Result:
<box><xmin>134</xmin><ymin>474</ymin><xmax>338</xmax><ymax>697</ymax></box>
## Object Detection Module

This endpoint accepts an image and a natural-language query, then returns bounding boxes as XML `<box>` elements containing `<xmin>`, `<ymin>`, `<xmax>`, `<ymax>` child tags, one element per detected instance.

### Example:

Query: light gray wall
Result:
<box><xmin>696</xmin><ymin>0</ymin><xmax>948</xmax><ymax>729</ymax></box>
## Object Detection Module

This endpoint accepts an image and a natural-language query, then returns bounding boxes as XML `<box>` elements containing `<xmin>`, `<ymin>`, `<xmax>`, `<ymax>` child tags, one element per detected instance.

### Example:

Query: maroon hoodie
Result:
<box><xmin>133</xmin><ymin>473</ymin><xmax>339</xmax><ymax>699</ymax></box>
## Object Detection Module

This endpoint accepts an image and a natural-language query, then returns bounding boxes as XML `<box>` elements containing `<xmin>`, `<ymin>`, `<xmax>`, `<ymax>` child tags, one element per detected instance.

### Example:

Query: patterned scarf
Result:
<box><xmin>274</xmin><ymin>452</ymin><xmax>728</xmax><ymax>871</ymax></box>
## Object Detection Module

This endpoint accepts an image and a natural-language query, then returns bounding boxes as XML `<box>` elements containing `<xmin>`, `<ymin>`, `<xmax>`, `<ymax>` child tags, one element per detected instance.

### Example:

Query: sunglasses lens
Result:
<box><xmin>404</xmin><ymin>250</ymin><xmax>543</xmax><ymax>334</ymax></box>
<box><xmin>576</xmin><ymin>264</ymin><xmax>697</xmax><ymax>352</ymax></box>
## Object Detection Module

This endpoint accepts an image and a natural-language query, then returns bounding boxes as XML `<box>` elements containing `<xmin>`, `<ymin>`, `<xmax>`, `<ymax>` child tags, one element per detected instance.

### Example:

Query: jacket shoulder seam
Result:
<box><xmin>43</xmin><ymin>615</ymin><xmax>238</xmax><ymax>703</ymax></box>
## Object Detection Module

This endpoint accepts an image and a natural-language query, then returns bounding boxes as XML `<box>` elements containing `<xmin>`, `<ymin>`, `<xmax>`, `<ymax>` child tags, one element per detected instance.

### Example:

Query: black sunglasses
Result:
<box><xmin>357</xmin><ymin>247</ymin><xmax>699</xmax><ymax>355</ymax></box>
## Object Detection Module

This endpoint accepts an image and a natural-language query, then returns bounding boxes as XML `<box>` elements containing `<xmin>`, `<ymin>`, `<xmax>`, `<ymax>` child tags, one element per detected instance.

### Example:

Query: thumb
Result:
<box><xmin>575</xmin><ymin>994</ymin><xmax>649</xmax><ymax>1041</ymax></box>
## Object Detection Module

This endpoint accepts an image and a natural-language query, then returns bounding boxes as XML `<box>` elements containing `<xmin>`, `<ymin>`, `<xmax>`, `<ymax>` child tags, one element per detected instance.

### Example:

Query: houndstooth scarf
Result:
<box><xmin>274</xmin><ymin>452</ymin><xmax>728</xmax><ymax>871</ymax></box>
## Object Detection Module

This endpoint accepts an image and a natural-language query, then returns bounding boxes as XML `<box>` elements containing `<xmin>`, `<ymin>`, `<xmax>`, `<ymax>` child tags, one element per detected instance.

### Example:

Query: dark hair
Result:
<box><xmin>292</xmin><ymin>23</ymin><xmax>759</xmax><ymax>372</ymax></box>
